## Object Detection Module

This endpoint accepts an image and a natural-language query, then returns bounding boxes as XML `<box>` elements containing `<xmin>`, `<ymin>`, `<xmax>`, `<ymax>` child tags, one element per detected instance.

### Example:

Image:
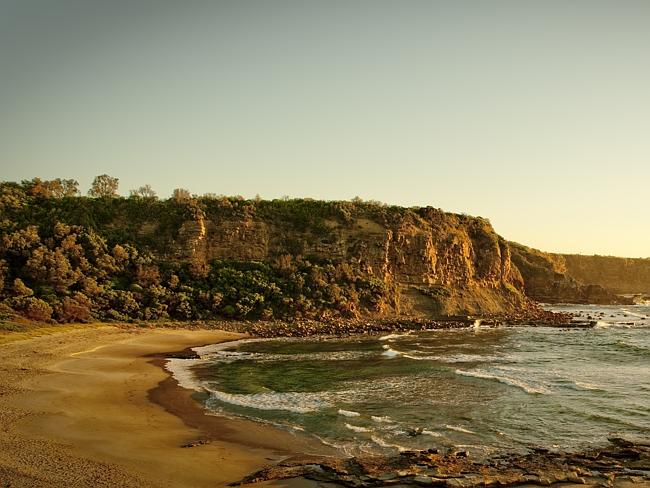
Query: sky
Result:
<box><xmin>1</xmin><ymin>1</ymin><xmax>649</xmax><ymax>258</ymax></box>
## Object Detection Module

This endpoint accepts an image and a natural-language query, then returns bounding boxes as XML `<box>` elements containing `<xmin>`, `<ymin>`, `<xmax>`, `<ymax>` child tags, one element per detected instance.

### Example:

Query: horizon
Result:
<box><xmin>2</xmin><ymin>1</ymin><xmax>649</xmax><ymax>257</ymax></box>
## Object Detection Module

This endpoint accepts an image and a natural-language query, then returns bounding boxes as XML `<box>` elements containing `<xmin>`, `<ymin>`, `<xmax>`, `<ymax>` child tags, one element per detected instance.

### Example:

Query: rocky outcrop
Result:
<box><xmin>235</xmin><ymin>437</ymin><xmax>650</xmax><ymax>487</ymax></box>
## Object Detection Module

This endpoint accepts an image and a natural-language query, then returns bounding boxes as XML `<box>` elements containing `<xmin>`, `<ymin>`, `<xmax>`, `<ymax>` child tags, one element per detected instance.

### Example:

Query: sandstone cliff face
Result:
<box><xmin>510</xmin><ymin>243</ymin><xmax>634</xmax><ymax>304</ymax></box>
<box><xmin>558</xmin><ymin>254</ymin><xmax>650</xmax><ymax>295</ymax></box>
<box><xmin>171</xmin><ymin>204</ymin><xmax>528</xmax><ymax>317</ymax></box>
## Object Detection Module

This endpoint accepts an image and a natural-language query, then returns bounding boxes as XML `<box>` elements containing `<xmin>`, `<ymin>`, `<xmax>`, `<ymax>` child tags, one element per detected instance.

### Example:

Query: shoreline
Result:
<box><xmin>1</xmin><ymin>319</ymin><xmax>647</xmax><ymax>487</ymax></box>
<box><xmin>0</xmin><ymin>326</ymin><xmax>325</xmax><ymax>487</ymax></box>
<box><xmin>147</xmin><ymin>351</ymin><xmax>339</xmax><ymax>456</ymax></box>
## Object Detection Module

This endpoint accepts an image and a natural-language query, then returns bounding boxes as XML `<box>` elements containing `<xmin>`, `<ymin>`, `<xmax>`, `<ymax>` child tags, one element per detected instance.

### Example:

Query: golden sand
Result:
<box><xmin>0</xmin><ymin>326</ymin><xmax>322</xmax><ymax>487</ymax></box>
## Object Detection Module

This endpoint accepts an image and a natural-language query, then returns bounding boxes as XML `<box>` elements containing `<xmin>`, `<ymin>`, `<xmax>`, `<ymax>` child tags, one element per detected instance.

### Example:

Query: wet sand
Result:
<box><xmin>0</xmin><ymin>326</ymin><xmax>328</xmax><ymax>487</ymax></box>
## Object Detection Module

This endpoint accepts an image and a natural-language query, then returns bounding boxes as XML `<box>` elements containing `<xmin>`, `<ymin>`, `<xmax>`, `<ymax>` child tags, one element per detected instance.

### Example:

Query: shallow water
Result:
<box><xmin>168</xmin><ymin>304</ymin><xmax>650</xmax><ymax>457</ymax></box>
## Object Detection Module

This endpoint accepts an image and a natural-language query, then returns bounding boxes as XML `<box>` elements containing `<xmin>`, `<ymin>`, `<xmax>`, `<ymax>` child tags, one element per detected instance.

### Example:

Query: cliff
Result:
<box><xmin>510</xmin><ymin>243</ymin><xmax>645</xmax><ymax>304</ymax></box>
<box><xmin>172</xmin><ymin>201</ymin><xmax>530</xmax><ymax>317</ymax></box>
<box><xmin>558</xmin><ymin>254</ymin><xmax>650</xmax><ymax>295</ymax></box>
<box><xmin>11</xmin><ymin>177</ymin><xmax>641</xmax><ymax>323</ymax></box>
<box><xmin>0</xmin><ymin>184</ymin><xmax>532</xmax><ymax>322</ymax></box>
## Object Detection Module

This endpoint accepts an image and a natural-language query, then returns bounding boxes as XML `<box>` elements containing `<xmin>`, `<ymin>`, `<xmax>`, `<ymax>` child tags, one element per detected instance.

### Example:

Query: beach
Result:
<box><xmin>0</xmin><ymin>325</ymin><xmax>323</xmax><ymax>487</ymax></box>
<box><xmin>1</xmin><ymin>321</ymin><xmax>648</xmax><ymax>488</ymax></box>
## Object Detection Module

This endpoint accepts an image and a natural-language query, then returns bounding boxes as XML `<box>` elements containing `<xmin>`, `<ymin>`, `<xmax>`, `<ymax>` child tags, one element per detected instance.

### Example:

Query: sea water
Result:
<box><xmin>167</xmin><ymin>304</ymin><xmax>650</xmax><ymax>457</ymax></box>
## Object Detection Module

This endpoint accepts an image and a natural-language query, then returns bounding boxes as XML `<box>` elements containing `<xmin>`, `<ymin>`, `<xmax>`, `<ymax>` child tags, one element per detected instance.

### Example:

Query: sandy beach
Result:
<box><xmin>0</xmin><ymin>326</ymin><xmax>325</xmax><ymax>487</ymax></box>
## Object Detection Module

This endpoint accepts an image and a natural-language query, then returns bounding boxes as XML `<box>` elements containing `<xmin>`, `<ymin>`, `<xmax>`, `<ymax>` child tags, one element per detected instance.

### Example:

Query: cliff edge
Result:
<box><xmin>0</xmin><ymin>184</ymin><xmax>533</xmax><ymax>322</ymax></box>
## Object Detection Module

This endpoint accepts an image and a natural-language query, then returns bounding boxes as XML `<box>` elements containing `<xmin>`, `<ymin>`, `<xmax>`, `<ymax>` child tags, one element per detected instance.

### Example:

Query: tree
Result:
<box><xmin>171</xmin><ymin>188</ymin><xmax>191</xmax><ymax>202</ymax></box>
<box><xmin>129</xmin><ymin>184</ymin><xmax>157</xmax><ymax>199</ymax></box>
<box><xmin>21</xmin><ymin>297</ymin><xmax>53</xmax><ymax>322</ymax></box>
<box><xmin>88</xmin><ymin>174</ymin><xmax>119</xmax><ymax>198</ymax></box>
<box><xmin>24</xmin><ymin>178</ymin><xmax>79</xmax><ymax>198</ymax></box>
<box><xmin>58</xmin><ymin>179</ymin><xmax>79</xmax><ymax>197</ymax></box>
<box><xmin>12</xmin><ymin>278</ymin><xmax>33</xmax><ymax>297</ymax></box>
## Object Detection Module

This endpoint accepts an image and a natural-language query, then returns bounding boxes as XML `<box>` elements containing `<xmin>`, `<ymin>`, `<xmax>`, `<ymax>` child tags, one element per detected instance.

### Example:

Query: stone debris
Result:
<box><xmin>180</xmin><ymin>439</ymin><xmax>210</xmax><ymax>448</ymax></box>
<box><xmin>210</xmin><ymin>311</ymin><xmax>574</xmax><ymax>339</ymax></box>
<box><xmin>233</xmin><ymin>438</ymin><xmax>650</xmax><ymax>487</ymax></box>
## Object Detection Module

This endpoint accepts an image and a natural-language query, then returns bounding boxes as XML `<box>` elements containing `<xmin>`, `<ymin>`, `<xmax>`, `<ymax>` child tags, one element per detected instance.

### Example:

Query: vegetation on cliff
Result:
<box><xmin>0</xmin><ymin>177</ymin><xmax>536</xmax><ymax>324</ymax></box>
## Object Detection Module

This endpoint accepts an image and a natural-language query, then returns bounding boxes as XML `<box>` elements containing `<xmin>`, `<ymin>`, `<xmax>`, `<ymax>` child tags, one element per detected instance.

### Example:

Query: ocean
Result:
<box><xmin>167</xmin><ymin>304</ymin><xmax>650</xmax><ymax>458</ymax></box>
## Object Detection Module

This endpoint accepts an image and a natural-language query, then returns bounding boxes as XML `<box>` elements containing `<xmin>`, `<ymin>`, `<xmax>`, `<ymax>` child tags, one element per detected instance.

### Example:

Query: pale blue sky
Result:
<box><xmin>1</xmin><ymin>1</ymin><xmax>649</xmax><ymax>257</ymax></box>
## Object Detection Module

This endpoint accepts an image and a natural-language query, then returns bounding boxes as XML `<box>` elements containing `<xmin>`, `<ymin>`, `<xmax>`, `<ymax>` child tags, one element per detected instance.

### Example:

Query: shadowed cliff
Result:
<box><xmin>510</xmin><ymin>243</ymin><xmax>649</xmax><ymax>304</ymax></box>
<box><xmin>559</xmin><ymin>254</ymin><xmax>650</xmax><ymax>295</ymax></box>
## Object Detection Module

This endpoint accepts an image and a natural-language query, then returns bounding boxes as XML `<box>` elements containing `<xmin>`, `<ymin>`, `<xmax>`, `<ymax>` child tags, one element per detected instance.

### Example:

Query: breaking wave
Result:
<box><xmin>445</xmin><ymin>424</ymin><xmax>476</xmax><ymax>434</ymax></box>
<box><xmin>345</xmin><ymin>423</ymin><xmax>372</xmax><ymax>433</ymax></box>
<box><xmin>206</xmin><ymin>388</ymin><xmax>330</xmax><ymax>414</ymax></box>
<box><xmin>381</xmin><ymin>345</ymin><xmax>402</xmax><ymax>358</ymax></box>
<box><xmin>379</xmin><ymin>332</ymin><xmax>411</xmax><ymax>341</ymax></box>
<box><xmin>338</xmin><ymin>409</ymin><xmax>361</xmax><ymax>417</ymax></box>
<box><xmin>455</xmin><ymin>369</ymin><xmax>549</xmax><ymax>395</ymax></box>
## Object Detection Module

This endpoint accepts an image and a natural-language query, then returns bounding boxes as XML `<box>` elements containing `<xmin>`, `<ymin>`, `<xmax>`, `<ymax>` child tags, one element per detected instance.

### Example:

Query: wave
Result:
<box><xmin>445</xmin><ymin>424</ymin><xmax>476</xmax><ymax>434</ymax></box>
<box><xmin>205</xmin><ymin>350</ymin><xmax>373</xmax><ymax>364</ymax></box>
<box><xmin>379</xmin><ymin>332</ymin><xmax>411</xmax><ymax>341</ymax></box>
<box><xmin>614</xmin><ymin>340</ymin><xmax>650</xmax><ymax>356</ymax></box>
<box><xmin>371</xmin><ymin>415</ymin><xmax>393</xmax><ymax>423</ymax></box>
<box><xmin>195</xmin><ymin>337</ymin><xmax>377</xmax><ymax>364</ymax></box>
<box><xmin>455</xmin><ymin>369</ymin><xmax>549</xmax><ymax>395</ymax></box>
<box><xmin>345</xmin><ymin>423</ymin><xmax>372</xmax><ymax>433</ymax></box>
<box><xmin>371</xmin><ymin>435</ymin><xmax>408</xmax><ymax>452</ymax></box>
<box><xmin>620</xmin><ymin>309</ymin><xmax>648</xmax><ymax>319</ymax></box>
<box><xmin>165</xmin><ymin>357</ymin><xmax>207</xmax><ymax>391</ymax></box>
<box><xmin>571</xmin><ymin>381</ymin><xmax>604</xmax><ymax>391</ymax></box>
<box><xmin>338</xmin><ymin>409</ymin><xmax>361</xmax><ymax>417</ymax></box>
<box><xmin>595</xmin><ymin>320</ymin><xmax>646</xmax><ymax>329</ymax></box>
<box><xmin>422</xmin><ymin>429</ymin><xmax>442</xmax><ymax>437</ymax></box>
<box><xmin>402</xmin><ymin>353</ymin><xmax>506</xmax><ymax>363</ymax></box>
<box><xmin>194</xmin><ymin>338</ymin><xmax>267</xmax><ymax>358</ymax></box>
<box><xmin>206</xmin><ymin>388</ymin><xmax>329</xmax><ymax>414</ymax></box>
<box><xmin>382</xmin><ymin>345</ymin><xmax>402</xmax><ymax>358</ymax></box>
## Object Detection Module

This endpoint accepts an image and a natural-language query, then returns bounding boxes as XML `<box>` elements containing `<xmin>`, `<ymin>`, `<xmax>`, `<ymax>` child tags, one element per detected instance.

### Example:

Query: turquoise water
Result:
<box><xmin>169</xmin><ymin>305</ymin><xmax>650</xmax><ymax>457</ymax></box>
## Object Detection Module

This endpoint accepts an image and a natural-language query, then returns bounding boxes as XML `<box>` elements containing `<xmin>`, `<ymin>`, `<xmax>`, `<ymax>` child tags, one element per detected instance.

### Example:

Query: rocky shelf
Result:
<box><xmin>234</xmin><ymin>437</ymin><xmax>650</xmax><ymax>487</ymax></box>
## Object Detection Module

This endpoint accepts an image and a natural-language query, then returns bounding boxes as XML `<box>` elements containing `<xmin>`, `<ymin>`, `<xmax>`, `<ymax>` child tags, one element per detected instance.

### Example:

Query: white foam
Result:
<box><xmin>402</xmin><ymin>353</ymin><xmax>504</xmax><ymax>363</ymax></box>
<box><xmin>621</xmin><ymin>309</ymin><xmax>648</xmax><ymax>319</ymax></box>
<box><xmin>381</xmin><ymin>345</ymin><xmax>402</xmax><ymax>358</ymax></box>
<box><xmin>371</xmin><ymin>415</ymin><xmax>394</xmax><ymax>423</ymax></box>
<box><xmin>338</xmin><ymin>409</ymin><xmax>361</xmax><ymax>417</ymax></box>
<box><xmin>193</xmin><ymin>338</ymin><xmax>267</xmax><ymax>357</ymax></box>
<box><xmin>422</xmin><ymin>429</ymin><xmax>442</xmax><ymax>437</ymax></box>
<box><xmin>379</xmin><ymin>332</ymin><xmax>411</xmax><ymax>341</ymax></box>
<box><xmin>455</xmin><ymin>369</ymin><xmax>549</xmax><ymax>395</ymax></box>
<box><xmin>445</xmin><ymin>424</ymin><xmax>476</xmax><ymax>434</ymax></box>
<box><xmin>371</xmin><ymin>435</ymin><xmax>408</xmax><ymax>452</ymax></box>
<box><xmin>573</xmin><ymin>381</ymin><xmax>603</xmax><ymax>391</ymax></box>
<box><xmin>165</xmin><ymin>338</ymin><xmax>268</xmax><ymax>391</ymax></box>
<box><xmin>165</xmin><ymin>358</ymin><xmax>206</xmax><ymax>391</ymax></box>
<box><xmin>345</xmin><ymin>423</ymin><xmax>372</xmax><ymax>433</ymax></box>
<box><xmin>206</xmin><ymin>388</ymin><xmax>329</xmax><ymax>413</ymax></box>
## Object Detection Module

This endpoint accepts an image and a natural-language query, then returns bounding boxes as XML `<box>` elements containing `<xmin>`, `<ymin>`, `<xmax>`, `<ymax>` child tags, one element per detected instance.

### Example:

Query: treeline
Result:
<box><xmin>0</xmin><ymin>178</ymin><xmax>393</xmax><ymax>323</ymax></box>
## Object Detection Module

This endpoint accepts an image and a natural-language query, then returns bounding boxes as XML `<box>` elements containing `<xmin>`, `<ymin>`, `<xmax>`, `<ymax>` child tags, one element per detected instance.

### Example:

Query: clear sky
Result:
<box><xmin>1</xmin><ymin>1</ymin><xmax>649</xmax><ymax>257</ymax></box>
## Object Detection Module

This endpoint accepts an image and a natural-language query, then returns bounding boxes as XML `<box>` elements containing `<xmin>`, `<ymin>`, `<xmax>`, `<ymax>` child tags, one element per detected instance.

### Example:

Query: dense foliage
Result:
<box><xmin>0</xmin><ymin>179</ymin><xmax>392</xmax><ymax>323</ymax></box>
